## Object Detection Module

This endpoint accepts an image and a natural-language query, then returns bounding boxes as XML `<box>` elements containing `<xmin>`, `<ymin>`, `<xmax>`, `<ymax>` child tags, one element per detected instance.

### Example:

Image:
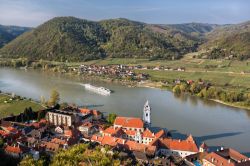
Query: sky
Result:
<box><xmin>0</xmin><ymin>0</ymin><xmax>250</xmax><ymax>27</ymax></box>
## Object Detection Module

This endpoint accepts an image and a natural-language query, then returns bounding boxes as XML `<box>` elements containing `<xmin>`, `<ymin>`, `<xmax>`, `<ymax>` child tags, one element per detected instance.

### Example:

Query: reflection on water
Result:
<box><xmin>0</xmin><ymin>68</ymin><xmax>250</xmax><ymax>155</ymax></box>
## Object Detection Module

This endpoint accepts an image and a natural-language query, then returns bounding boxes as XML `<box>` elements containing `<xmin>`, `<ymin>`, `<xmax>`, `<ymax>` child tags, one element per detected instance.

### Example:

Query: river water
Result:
<box><xmin>0</xmin><ymin>68</ymin><xmax>249</xmax><ymax>155</ymax></box>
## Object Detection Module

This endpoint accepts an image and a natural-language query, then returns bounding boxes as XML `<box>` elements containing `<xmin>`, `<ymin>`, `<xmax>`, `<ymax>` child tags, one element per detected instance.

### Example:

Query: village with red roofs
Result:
<box><xmin>0</xmin><ymin>100</ymin><xmax>250</xmax><ymax>165</ymax></box>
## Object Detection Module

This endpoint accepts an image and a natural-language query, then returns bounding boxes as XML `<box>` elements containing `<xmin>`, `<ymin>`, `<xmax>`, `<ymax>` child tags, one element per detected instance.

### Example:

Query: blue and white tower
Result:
<box><xmin>143</xmin><ymin>100</ymin><xmax>151</xmax><ymax>127</ymax></box>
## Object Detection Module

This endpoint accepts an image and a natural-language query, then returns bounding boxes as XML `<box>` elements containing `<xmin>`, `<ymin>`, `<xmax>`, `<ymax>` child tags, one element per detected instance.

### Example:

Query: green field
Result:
<box><xmin>0</xmin><ymin>94</ymin><xmax>44</xmax><ymax>118</ymax></box>
<box><xmin>75</xmin><ymin>55</ymin><xmax>250</xmax><ymax>91</ymax></box>
<box><xmin>2</xmin><ymin>54</ymin><xmax>250</xmax><ymax>91</ymax></box>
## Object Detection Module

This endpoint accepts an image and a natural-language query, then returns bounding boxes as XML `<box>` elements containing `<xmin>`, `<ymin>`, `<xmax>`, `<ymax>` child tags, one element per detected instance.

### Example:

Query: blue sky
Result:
<box><xmin>0</xmin><ymin>0</ymin><xmax>250</xmax><ymax>27</ymax></box>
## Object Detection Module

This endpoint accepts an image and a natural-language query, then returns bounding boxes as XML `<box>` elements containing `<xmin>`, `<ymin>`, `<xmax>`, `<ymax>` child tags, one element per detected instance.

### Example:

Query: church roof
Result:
<box><xmin>186</xmin><ymin>134</ymin><xmax>195</xmax><ymax>143</ymax></box>
<box><xmin>114</xmin><ymin>117</ymin><xmax>144</xmax><ymax>129</ymax></box>
<box><xmin>142</xmin><ymin>128</ymin><xmax>155</xmax><ymax>138</ymax></box>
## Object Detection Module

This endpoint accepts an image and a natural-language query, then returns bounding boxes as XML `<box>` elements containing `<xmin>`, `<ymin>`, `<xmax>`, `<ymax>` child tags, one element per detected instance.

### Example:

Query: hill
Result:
<box><xmin>199</xmin><ymin>21</ymin><xmax>250</xmax><ymax>60</ymax></box>
<box><xmin>0</xmin><ymin>17</ymin><xmax>203</xmax><ymax>61</ymax></box>
<box><xmin>0</xmin><ymin>25</ymin><xmax>31</xmax><ymax>48</ymax></box>
<box><xmin>0</xmin><ymin>17</ymin><xmax>108</xmax><ymax>61</ymax></box>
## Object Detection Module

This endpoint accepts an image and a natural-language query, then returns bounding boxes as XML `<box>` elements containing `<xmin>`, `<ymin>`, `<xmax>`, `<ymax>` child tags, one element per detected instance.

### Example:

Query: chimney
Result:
<box><xmin>228</xmin><ymin>159</ymin><xmax>231</xmax><ymax>163</ymax></box>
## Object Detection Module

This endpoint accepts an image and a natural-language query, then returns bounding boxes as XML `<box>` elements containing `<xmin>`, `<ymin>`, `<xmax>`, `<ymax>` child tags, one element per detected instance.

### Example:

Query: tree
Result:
<box><xmin>173</xmin><ymin>85</ymin><xmax>181</xmax><ymax>94</ymax></box>
<box><xmin>107</xmin><ymin>113</ymin><xmax>117</xmax><ymax>124</ymax></box>
<box><xmin>48</xmin><ymin>89</ymin><xmax>60</xmax><ymax>107</ymax></box>
<box><xmin>0</xmin><ymin>137</ymin><xmax>4</xmax><ymax>148</ymax></box>
<box><xmin>179</xmin><ymin>83</ymin><xmax>188</xmax><ymax>93</ymax></box>
<box><xmin>40</xmin><ymin>95</ymin><xmax>46</xmax><ymax>106</ymax></box>
<box><xmin>20</xmin><ymin>155</ymin><xmax>45</xmax><ymax>166</ymax></box>
<box><xmin>190</xmin><ymin>82</ymin><xmax>201</xmax><ymax>94</ymax></box>
<box><xmin>37</xmin><ymin>110</ymin><xmax>46</xmax><ymax>121</ymax></box>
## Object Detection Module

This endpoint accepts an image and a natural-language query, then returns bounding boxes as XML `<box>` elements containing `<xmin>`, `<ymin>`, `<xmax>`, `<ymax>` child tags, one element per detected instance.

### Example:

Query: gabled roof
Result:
<box><xmin>204</xmin><ymin>152</ymin><xmax>235</xmax><ymax>166</ymax></box>
<box><xmin>0</xmin><ymin>130</ymin><xmax>9</xmax><ymax>137</ymax></box>
<box><xmin>5</xmin><ymin>145</ymin><xmax>22</xmax><ymax>154</ymax></box>
<box><xmin>124</xmin><ymin>129</ymin><xmax>136</xmax><ymax>136</ymax></box>
<box><xmin>200</xmin><ymin>142</ymin><xmax>208</xmax><ymax>149</ymax></box>
<box><xmin>51</xmin><ymin>138</ymin><xmax>67</xmax><ymax>145</ymax></box>
<box><xmin>92</xmin><ymin>110</ymin><xmax>101</xmax><ymax>116</ymax></box>
<box><xmin>41</xmin><ymin>141</ymin><xmax>60</xmax><ymax>151</ymax></box>
<box><xmin>65</xmin><ymin>130</ymin><xmax>73</xmax><ymax>138</ymax></box>
<box><xmin>160</xmin><ymin>137</ymin><xmax>199</xmax><ymax>152</ymax></box>
<box><xmin>155</xmin><ymin>129</ymin><xmax>165</xmax><ymax>138</ymax></box>
<box><xmin>103</xmin><ymin>126</ymin><xmax>123</xmax><ymax>136</ymax></box>
<box><xmin>79</xmin><ymin>108</ymin><xmax>91</xmax><ymax>114</ymax></box>
<box><xmin>80</xmin><ymin>122</ymin><xmax>94</xmax><ymax>128</ymax></box>
<box><xmin>114</xmin><ymin>117</ymin><xmax>144</xmax><ymax>129</ymax></box>
<box><xmin>6</xmin><ymin>127</ymin><xmax>18</xmax><ymax>134</ymax></box>
<box><xmin>186</xmin><ymin>134</ymin><xmax>195</xmax><ymax>143</ymax></box>
<box><xmin>5</xmin><ymin>144</ymin><xmax>29</xmax><ymax>154</ymax></box>
<box><xmin>217</xmin><ymin>148</ymin><xmax>249</xmax><ymax>163</ymax></box>
<box><xmin>142</xmin><ymin>128</ymin><xmax>154</xmax><ymax>138</ymax></box>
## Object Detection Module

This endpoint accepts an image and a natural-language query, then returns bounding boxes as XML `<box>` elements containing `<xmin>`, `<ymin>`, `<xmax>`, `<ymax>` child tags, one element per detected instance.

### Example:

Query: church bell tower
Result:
<box><xmin>143</xmin><ymin>100</ymin><xmax>151</xmax><ymax>127</ymax></box>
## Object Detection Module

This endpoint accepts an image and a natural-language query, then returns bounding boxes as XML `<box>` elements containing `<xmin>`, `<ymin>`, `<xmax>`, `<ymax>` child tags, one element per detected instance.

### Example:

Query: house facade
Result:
<box><xmin>46</xmin><ymin>110</ymin><xmax>75</xmax><ymax>126</ymax></box>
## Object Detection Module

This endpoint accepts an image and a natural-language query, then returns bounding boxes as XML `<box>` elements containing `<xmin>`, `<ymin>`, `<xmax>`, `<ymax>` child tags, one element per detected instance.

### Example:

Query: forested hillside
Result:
<box><xmin>0</xmin><ymin>17</ymin><xmax>203</xmax><ymax>61</ymax></box>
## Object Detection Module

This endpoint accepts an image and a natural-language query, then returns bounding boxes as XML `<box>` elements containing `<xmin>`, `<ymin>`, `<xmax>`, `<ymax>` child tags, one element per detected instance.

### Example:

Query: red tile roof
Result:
<box><xmin>81</xmin><ymin>122</ymin><xmax>94</xmax><ymax>128</ymax></box>
<box><xmin>91</xmin><ymin>135</ymin><xmax>104</xmax><ymax>143</ymax></box>
<box><xmin>155</xmin><ymin>129</ymin><xmax>165</xmax><ymax>138</ymax></box>
<box><xmin>5</xmin><ymin>145</ymin><xmax>22</xmax><ymax>154</ymax></box>
<box><xmin>0</xmin><ymin>130</ymin><xmax>9</xmax><ymax>137</ymax></box>
<box><xmin>92</xmin><ymin>110</ymin><xmax>101</xmax><ymax>116</ymax></box>
<box><xmin>217</xmin><ymin>148</ymin><xmax>249</xmax><ymax>163</ymax></box>
<box><xmin>6</xmin><ymin>127</ymin><xmax>18</xmax><ymax>134</ymax></box>
<box><xmin>114</xmin><ymin>117</ymin><xmax>144</xmax><ymax>129</ymax></box>
<box><xmin>124</xmin><ymin>129</ymin><xmax>136</xmax><ymax>136</ymax></box>
<box><xmin>186</xmin><ymin>134</ymin><xmax>195</xmax><ymax>143</ymax></box>
<box><xmin>39</xmin><ymin>119</ymin><xmax>47</xmax><ymax>123</ymax></box>
<box><xmin>41</xmin><ymin>141</ymin><xmax>60</xmax><ymax>151</ymax></box>
<box><xmin>101</xmin><ymin>136</ymin><xmax>119</xmax><ymax>147</ymax></box>
<box><xmin>80</xmin><ymin>108</ymin><xmax>91</xmax><ymax>114</ymax></box>
<box><xmin>51</xmin><ymin>138</ymin><xmax>67</xmax><ymax>145</ymax></box>
<box><xmin>200</xmin><ymin>142</ymin><xmax>208</xmax><ymax>149</ymax></box>
<box><xmin>103</xmin><ymin>126</ymin><xmax>123</xmax><ymax>136</ymax></box>
<box><xmin>64</xmin><ymin>129</ymin><xmax>73</xmax><ymax>137</ymax></box>
<box><xmin>91</xmin><ymin>135</ymin><xmax>156</xmax><ymax>154</ymax></box>
<box><xmin>204</xmin><ymin>152</ymin><xmax>235</xmax><ymax>166</ymax></box>
<box><xmin>142</xmin><ymin>128</ymin><xmax>154</xmax><ymax>138</ymax></box>
<box><xmin>160</xmin><ymin>137</ymin><xmax>199</xmax><ymax>152</ymax></box>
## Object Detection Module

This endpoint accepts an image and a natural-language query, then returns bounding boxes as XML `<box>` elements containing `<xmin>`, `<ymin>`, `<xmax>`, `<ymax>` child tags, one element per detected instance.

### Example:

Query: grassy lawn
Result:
<box><xmin>0</xmin><ymin>94</ymin><xmax>44</xmax><ymax>118</ymax></box>
<box><xmin>135</xmin><ymin>69</ymin><xmax>250</xmax><ymax>90</ymax></box>
<box><xmin>2</xmin><ymin>55</ymin><xmax>250</xmax><ymax>91</ymax></box>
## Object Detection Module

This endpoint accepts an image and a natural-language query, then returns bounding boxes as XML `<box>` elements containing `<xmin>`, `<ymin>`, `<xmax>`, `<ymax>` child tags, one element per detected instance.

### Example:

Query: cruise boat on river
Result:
<box><xmin>82</xmin><ymin>84</ymin><xmax>111</xmax><ymax>95</ymax></box>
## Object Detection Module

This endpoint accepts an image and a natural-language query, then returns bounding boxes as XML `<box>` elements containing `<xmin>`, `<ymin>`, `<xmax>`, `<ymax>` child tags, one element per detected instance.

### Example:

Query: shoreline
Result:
<box><xmin>1</xmin><ymin>66</ymin><xmax>250</xmax><ymax>111</ymax></box>
<box><xmin>137</xmin><ymin>81</ymin><xmax>250</xmax><ymax>111</ymax></box>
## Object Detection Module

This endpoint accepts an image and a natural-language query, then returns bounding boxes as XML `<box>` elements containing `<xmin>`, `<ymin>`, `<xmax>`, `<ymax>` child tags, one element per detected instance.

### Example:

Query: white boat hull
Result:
<box><xmin>82</xmin><ymin>84</ymin><xmax>111</xmax><ymax>95</ymax></box>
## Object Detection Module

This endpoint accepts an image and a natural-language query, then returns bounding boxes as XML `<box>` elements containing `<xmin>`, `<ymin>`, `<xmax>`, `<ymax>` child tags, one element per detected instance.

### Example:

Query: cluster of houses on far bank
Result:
<box><xmin>78</xmin><ymin>64</ymin><xmax>149</xmax><ymax>81</ymax></box>
<box><xmin>0</xmin><ymin>101</ymin><xmax>250</xmax><ymax>165</ymax></box>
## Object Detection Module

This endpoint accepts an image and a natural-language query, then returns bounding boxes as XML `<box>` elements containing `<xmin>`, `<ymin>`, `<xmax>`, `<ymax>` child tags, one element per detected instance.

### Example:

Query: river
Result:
<box><xmin>0</xmin><ymin>68</ymin><xmax>249</xmax><ymax>156</ymax></box>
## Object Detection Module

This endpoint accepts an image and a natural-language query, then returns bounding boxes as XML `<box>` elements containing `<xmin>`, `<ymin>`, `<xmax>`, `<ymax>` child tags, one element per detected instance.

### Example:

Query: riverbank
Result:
<box><xmin>136</xmin><ymin>80</ymin><xmax>250</xmax><ymax>111</ymax></box>
<box><xmin>211</xmin><ymin>99</ymin><xmax>250</xmax><ymax>111</ymax></box>
<box><xmin>1</xmin><ymin>57</ymin><xmax>250</xmax><ymax>111</ymax></box>
<box><xmin>0</xmin><ymin>92</ymin><xmax>45</xmax><ymax>118</ymax></box>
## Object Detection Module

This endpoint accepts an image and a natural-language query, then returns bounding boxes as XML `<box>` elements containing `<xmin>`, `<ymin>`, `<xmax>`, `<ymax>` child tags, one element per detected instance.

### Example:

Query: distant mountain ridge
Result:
<box><xmin>0</xmin><ymin>25</ymin><xmax>31</xmax><ymax>48</ymax></box>
<box><xmin>199</xmin><ymin>21</ymin><xmax>250</xmax><ymax>59</ymax></box>
<box><xmin>0</xmin><ymin>16</ymin><xmax>249</xmax><ymax>61</ymax></box>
